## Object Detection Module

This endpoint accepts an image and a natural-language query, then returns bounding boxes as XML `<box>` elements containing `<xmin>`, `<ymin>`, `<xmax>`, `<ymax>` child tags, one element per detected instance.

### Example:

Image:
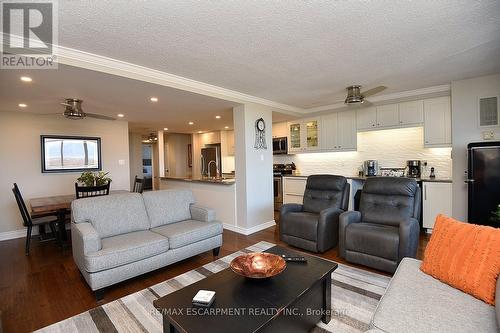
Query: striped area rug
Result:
<box><xmin>36</xmin><ymin>241</ymin><xmax>390</xmax><ymax>333</ymax></box>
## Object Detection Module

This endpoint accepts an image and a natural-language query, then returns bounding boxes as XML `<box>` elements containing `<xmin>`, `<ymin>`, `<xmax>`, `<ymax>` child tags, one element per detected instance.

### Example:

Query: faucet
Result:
<box><xmin>207</xmin><ymin>160</ymin><xmax>217</xmax><ymax>178</ymax></box>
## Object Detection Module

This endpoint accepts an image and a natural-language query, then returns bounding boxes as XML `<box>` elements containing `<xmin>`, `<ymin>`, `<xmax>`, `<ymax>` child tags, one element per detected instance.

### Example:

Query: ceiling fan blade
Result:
<box><xmin>361</xmin><ymin>86</ymin><xmax>387</xmax><ymax>97</ymax></box>
<box><xmin>86</xmin><ymin>113</ymin><xmax>116</xmax><ymax>121</ymax></box>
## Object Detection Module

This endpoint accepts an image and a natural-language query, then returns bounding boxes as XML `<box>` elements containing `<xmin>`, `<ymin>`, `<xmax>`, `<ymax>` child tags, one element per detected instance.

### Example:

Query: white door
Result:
<box><xmin>320</xmin><ymin>113</ymin><xmax>338</xmax><ymax>150</ymax></box>
<box><xmin>422</xmin><ymin>182</ymin><xmax>452</xmax><ymax>229</ymax></box>
<box><xmin>399</xmin><ymin>100</ymin><xmax>424</xmax><ymax>125</ymax></box>
<box><xmin>424</xmin><ymin>96</ymin><xmax>451</xmax><ymax>147</ymax></box>
<box><xmin>356</xmin><ymin>107</ymin><xmax>377</xmax><ymax>130</ymax></box>
<box><xmin>337</xmin><ymin>110</ymin><xmax>357</xmax><ymax>150</ymax></box>
<box><xmin>376</xmin><ymin>104</ymin><xmax>399</xmax><ymax>127</ymax></box>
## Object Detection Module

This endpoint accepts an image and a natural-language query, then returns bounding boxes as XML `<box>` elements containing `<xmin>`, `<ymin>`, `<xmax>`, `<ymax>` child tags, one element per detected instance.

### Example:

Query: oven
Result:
<box><xmin>273</xmin><ymin>175</ymin><xmax>283</xmax><ymax>210</ymax></box>
<box><xmin>273</xmin><ymin>137</ymin><xmax>288</xmax><ymax>155</ymax></box>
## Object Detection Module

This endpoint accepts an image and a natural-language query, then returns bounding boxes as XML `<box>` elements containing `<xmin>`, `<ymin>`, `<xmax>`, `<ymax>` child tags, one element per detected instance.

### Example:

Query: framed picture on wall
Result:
<box><xmin>40</xmin><ymin>135</ymin><xmax>102</xmax><ymax>173</ymax></box>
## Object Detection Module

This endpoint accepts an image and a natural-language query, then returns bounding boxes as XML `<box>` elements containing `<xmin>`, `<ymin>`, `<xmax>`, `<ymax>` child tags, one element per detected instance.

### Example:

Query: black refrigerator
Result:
<box><xmin>467</xmin><ymin>141</ymin><xmax>500</xmax><ymax>226</ymax></box>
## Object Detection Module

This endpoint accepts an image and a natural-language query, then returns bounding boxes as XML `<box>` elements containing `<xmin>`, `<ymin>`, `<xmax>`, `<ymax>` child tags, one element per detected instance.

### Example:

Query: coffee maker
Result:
<box><xmin>406</xmin><ymin>160</ymin><xmax>421</xmax><ymax>178</ymax></box>
<box><xmin>363</xmin><ymin>160</ymin><xmax>379</xmax><ymax>177</ymax></box>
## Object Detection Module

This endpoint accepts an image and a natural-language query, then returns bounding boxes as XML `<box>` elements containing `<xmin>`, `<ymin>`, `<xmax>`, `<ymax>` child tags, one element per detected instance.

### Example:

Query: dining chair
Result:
<box><xmin>75</xmin><ymin>181</ymin><xmax>111</xmax><ymax>199</ymax></box>
<box><xmin>133</xmin><ymin>176</ymin><xmax>145</xmax><ymax>193</ymax></box>
<box><xmin>12</xmin><ymin>183</ymin><xmax>61</xmax><ymax>255</ymax></box>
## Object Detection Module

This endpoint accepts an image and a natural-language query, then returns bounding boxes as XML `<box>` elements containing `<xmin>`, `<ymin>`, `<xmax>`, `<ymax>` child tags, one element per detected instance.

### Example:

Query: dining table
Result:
<box><xmin>29</xmin><ymin>190</ymin><xmax>129</xmax><ymax>242</ymax></box>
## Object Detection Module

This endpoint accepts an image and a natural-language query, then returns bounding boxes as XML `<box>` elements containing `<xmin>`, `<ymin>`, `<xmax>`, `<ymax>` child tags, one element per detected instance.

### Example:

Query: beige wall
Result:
<box><xmin>451</xmin><ymin>74</ymin><xmax>500</xmax><ymax>221</ymax></box>
<box><xmin>0</xmin><ymin>111</ymin><xmax>130</xmax><ymax>234</ymax></box>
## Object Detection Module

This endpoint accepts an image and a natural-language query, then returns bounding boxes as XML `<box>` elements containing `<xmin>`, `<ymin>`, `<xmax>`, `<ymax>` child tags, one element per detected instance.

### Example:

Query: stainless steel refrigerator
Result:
<box><xmin>466</xmin><ymin>141</ymin><xmax>500</xmax><ymax>226</ymax></box>
<box><xmin>201</xmin><ymin>144</ymin><xmax>221</xmax><ymax>177</ymax></box>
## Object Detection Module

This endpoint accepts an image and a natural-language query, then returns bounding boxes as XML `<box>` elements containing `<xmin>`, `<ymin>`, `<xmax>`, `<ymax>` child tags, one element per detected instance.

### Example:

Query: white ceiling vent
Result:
<box><xmin>479</xmin><ymin>97</ymin><xmax>498</xmax><ymax>127</ymax></box>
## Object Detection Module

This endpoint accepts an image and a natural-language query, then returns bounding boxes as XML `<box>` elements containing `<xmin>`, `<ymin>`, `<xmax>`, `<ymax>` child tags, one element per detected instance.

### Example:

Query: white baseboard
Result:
<box><xmin>0</xmin><ymin>225</ymin><xmax>71</xmax><ymax>242</ymax></box>
<box><xmin>223</xmin><ymin>220</ymin><xmax>276</xmax><ymax>235</ymax></box>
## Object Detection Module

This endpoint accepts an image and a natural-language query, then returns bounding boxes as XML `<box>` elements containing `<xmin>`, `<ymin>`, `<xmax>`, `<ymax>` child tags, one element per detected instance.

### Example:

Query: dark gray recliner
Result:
<box><xmin>339</xmin><ymin>177</ymin><xmax>421</xmax><ymax>273</ymax></box>
<box><xmin>280</xmin><ymin>175</ymin><xmax>350</xmax><ymax>253</ymax></box>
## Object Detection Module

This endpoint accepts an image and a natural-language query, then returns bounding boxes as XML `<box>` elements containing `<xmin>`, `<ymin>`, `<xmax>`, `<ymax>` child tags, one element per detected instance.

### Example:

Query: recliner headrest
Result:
<box><xmin>362</xmin><ymin>177</ymin><xmax>418</xmax><ymax>197</ymax></box>
<box><xmin>306</xmin><ymin>175</ymin><xmax>347</xmax><ymax>191</ymax></box>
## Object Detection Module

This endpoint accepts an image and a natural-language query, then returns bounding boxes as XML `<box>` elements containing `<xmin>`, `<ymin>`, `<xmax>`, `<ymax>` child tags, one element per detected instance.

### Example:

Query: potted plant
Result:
<box><xmin>490</xmin><ymin>204</ymin><xmax>500</xmax><ymax>226</ymax></box>
<box><xmin>77</xmin><ymin>171</ymin><xmax>111</xmax><ymax>186</ymax></box>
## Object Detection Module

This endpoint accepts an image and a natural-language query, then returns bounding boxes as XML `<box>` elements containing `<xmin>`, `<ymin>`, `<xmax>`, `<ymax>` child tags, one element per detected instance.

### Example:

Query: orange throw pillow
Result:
<box><xmin>420</xmin><ymin>214</ymin><xmax>500</xmax><ymax>305</ymax></box>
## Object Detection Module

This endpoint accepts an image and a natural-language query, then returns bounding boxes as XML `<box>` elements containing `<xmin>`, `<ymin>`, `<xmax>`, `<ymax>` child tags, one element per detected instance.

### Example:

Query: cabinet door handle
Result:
<box><xmin>424</xmin><ymin>185</ymin><xmax>427</xmax><ymax>200</ymax></box>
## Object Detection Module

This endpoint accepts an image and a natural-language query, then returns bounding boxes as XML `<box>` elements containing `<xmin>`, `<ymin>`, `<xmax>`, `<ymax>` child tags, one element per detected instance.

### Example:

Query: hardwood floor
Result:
<box><xmin>0</xmin><ymin>225</ymin><xmax>430</xmax><ymax>333</ymax></box>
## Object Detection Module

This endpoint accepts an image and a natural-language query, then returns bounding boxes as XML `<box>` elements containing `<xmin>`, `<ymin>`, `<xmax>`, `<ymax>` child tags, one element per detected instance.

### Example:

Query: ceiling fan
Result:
<box><xmin>58</xmin><ymin>98</ymin><xmax>116</xmax><ymax>120</ymax></box>
<box><xmin>344</xmin><ymin>85</ymin><xmax>387</xmax><ymax>106</ymax></box>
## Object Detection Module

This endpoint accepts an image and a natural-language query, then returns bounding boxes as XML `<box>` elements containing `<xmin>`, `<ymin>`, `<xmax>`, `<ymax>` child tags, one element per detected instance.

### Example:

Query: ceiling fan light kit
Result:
<box><xmin>59</xmin><ymin>98</ymin><xmax>116</xmax><ymax>120</ymax></box>
<box><xmin>344</xmin><ymin>85</ymin><xmax>364</xmax><ymax>104</ymax></box>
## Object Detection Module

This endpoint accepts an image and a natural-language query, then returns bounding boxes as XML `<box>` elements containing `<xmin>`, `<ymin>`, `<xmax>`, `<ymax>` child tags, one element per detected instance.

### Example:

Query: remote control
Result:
<box><xmin>281</xmin><ymin>255</ymin><xmax>307</xmax><ymax>262</ymax></box>
<box><xmin>192</xmin><ymin>290</ymin><xmax>216</xmax><ymax>307</ymax></box>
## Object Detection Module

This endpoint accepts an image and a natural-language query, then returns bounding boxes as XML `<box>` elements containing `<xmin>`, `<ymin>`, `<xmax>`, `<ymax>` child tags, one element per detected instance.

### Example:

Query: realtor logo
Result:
<box><xmin>1</xmin><ymin>0</ymin><xmax>58</xmax><ymax>69</ymax></box>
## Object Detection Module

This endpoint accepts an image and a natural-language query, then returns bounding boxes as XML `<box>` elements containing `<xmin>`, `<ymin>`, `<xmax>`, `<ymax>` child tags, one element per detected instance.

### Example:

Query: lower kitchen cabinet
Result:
<box><xmin>422</xmin><ymin>181</ymin><xmax>452</xmax><ymax>231</ymax></box>
<box><xmin>283</xmin><ymin>177</ymin><xmax>307</xmax><ymax>204</ymax></box>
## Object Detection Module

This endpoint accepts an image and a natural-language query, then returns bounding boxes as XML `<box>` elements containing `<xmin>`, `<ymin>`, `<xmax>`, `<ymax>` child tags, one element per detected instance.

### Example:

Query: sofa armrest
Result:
<box><xmin>190</xmin><ymin>204</ymin><xmax>216</xmax><ymax>222</ymax></box>
<box><xmin>496</xmin><ymin>277</ymin><xmax>500</xmax><ymax>329</ymax></box>
<box><xmin>72</xmin><ymin>222</ymin><xmax>101</xmax><ymax>255</ymax></box>
<box><xmin>317</xmin><ymin>207</ymin><xmax>344</xmax><ymax>252</ymax></box>
<box><xmin>398</xmin><ymin>218</ymin><xmax>420</xmax><ymax>261</ymax></box>
<box><xmin>339</xmin><ymin>211</ymin><xmax>362</xmax><ymax>258</ymax></box>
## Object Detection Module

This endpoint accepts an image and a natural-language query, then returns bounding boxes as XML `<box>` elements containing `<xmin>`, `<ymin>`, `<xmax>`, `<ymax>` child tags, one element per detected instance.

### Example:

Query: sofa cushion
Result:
<box><xmin>151</xmin><ymin>219</ymin><xmax>222</xmax><ymax>249</ymax></box>
<box><xmin>421</xmin><ymin>214</ymin><xmax>500</xmax><ymax>305</ymax></box>
<box><xmin>371</xmin><ymin>258</ymin><xmax>498</xmax><ymax>333</ymax></box>
<box><xmin>72</xmin><ymin>193</ymin><xmax>150</xmax><ymax>238</ymax></box>
<box><xmin>280</xmin><ymin>212</ymin><xmax>319</xmax><ymax>241</ymax></box>
<box><xmin>83</xmin><ymin>230</ymin><xmax>169</xmax><ymax>273</ymax></box>
<box><xmin>142</xmin><ymin>189</ymin><xmax>195</xmax><ymax>228</ymax></box>
<box><xmin>346</xmin><ymin>223</ymin><xmax>399</xmax><ymax>261</ymax></box>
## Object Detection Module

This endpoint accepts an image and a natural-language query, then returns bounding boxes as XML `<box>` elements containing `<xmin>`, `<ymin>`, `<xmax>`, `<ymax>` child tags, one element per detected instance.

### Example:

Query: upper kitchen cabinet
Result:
<box><xmin>288</xmin><ymin>118</ymin><xmax>320</xmax><ymax>153</ymax></box>
<box><xmin>199</xmin><ymin>131</ymin><xmax>221</xmax><ymax>146</ymax></box>
<box><xmin>399</xmin><ymin>100</ymin><xmax>424</xmax><ymax>126</ymax></box>
<box><xmin>321</xmin><ymin>110</ymin><xmax>357</xmax><ymax>151</ymax></box>
<box><xmin>272</xmin><ymin>122</ymin><xmax>288</xmax><ymax>138</ymax></box>
<box><xmin>424</xmin><ymin>96</ymin><xmax>451</xmax><ymax>147</ymax></box>
<box><xmin>376</xmin><ymin>104</ymin><xmax>399</xmax><ymax>127</ymax></box>
<box><xmin>225</xmin><ymin>130</ymin><xmax>235</xmax><ymax>156</ymax></box>
<box><xmin>356</xmin><ymin>106</ymin><xmax>377</xmax><ymax>130</ymax></box>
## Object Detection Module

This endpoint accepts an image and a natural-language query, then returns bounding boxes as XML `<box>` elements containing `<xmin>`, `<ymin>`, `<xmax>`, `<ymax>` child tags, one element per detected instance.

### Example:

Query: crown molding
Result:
<box><xmin>304</xmin><ymin>84</ymin><xmax>451</xmax><ymax>113</ymax></box>
<box><xmin>2</xmin><ymin>34</ymin><xmax>303</xmax><ymax>114</ymax></box>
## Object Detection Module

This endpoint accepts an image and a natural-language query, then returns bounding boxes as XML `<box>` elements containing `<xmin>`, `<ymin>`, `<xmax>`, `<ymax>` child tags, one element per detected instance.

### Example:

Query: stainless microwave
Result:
<box><xmin>273</xmin><ymin>137</ymin><xmax>288</xmax><ymax>155</ymax></box>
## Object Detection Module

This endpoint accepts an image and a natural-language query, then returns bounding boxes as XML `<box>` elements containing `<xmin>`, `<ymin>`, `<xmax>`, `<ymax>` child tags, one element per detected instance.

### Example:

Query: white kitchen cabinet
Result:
<box><xmin>399</xmin><ymin>100</ymin><xmax>424</xmax><ymax>126</ymax></box>
<box><xmin>321</xmin><ymin>110</ymin><xmax>357</xmax><ymax>151</ymax></box>
<box><xmin>424</xmin><ymin>96</ymin><xmax>451</xmax><ymax>147</ymax></box>
<box><xmin>199</xmin><ymin>131</ymin><xmax>221</xmax><ymax>146</ymax></box>
<box><xmin>283</xmin><ymin>177</ymin><xmax>307</xmax><ymax>204</ymax></box>
<box><xmin>288</xmin><ymin>118</ymin><xmax>320</xmax><ymax>153</ymax></box>
<box><xmin>356</xmin><ymin>107</ymin><xmax>377</xmax><ymax>130</ymax></box>
<box><xmin>272</xmin><ymin>122</ymin><xmax>288</xmax><ymax>138</ymax></box>
<box><xmin>376</xmin><ymin>104</ymin><xmax>399</xmax><ymax>128</ymax></box>
<box><xmin>225</xmin><ymin>130</ymin><xmax>235</xmax><ymax>155</ymax></box>
<box><xmin>422</xmin><ymin>182</ymin><xmax>452</xmax><ymax>231</ymax></box>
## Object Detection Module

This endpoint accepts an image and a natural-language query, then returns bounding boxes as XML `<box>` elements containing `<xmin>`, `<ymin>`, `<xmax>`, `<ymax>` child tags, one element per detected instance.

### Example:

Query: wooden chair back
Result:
<box><xmin>75</xmin><ymin>181</ymin><xmax>111</xmax><ymax>199</ymax></box>
<box><xmin>12</xmin><ymin>183</ymin><xmax>33</xmax><ymax>227</ymax></box>
<box><xmin>133</xmin><ymin>176</ymin><xmax>145</xmax><ymax>193</ymax></box>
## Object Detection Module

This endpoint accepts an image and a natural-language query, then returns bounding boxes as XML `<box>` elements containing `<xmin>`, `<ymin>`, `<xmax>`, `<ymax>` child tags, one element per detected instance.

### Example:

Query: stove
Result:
<box><xmin>273</xmin><ymin>163</ymin><xmax>295</xmax><ymax>210</ymax></box>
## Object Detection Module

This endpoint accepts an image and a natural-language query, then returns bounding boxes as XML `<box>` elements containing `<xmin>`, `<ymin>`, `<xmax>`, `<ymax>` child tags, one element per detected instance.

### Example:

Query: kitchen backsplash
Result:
<box><xmin>274</xmin><ymin>127</ymin><xmax>452</xmax><ymax>178</ymax></box>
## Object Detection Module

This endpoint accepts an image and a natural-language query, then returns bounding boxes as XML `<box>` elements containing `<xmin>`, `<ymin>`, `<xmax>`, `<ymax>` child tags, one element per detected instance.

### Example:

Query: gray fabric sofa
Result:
<box><xmin>280</xmin><ymin>175</ymin><xmax>349</xmax><ymax>253</ymax></box>
<box><xmin>339</xmin><ymin>177</ymin><xmax>421</xmax><ymax>273</ymax></box>
<box><xmin>370</xmin><ymin>257</ymin><xmax>500</xmax><ymax>332</ymax></box>
<box><xmin>71</xmin><ymin>189</ymin><xmax>223</xmax><ymax>297</ymax></box>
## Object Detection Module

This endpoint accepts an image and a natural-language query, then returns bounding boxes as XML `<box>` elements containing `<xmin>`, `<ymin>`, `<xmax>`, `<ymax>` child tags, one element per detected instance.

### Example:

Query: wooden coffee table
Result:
<box><xmin>154</xmin><ymin>246</ymin><xmax>337</xmax><ymax>333</ymax></box>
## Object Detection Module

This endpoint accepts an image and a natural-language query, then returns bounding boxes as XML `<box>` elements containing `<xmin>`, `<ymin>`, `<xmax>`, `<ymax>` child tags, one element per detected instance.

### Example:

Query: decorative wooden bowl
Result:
<box><xmin>230</xmin><ymin>252</ymin><xmax>286</xmax><ymax>279</ymax></box>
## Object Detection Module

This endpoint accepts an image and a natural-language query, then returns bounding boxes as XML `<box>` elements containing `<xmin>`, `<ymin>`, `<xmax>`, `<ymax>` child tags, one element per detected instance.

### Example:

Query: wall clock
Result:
<box><xmin>254</xmin><ymin>118</ymin><xmax>267</xmax><ymax>149</ymax></box>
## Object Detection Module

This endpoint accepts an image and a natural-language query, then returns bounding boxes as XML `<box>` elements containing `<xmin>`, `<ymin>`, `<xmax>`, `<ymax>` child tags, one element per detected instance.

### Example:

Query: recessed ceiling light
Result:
<box><xmin>163</xmin><ymin>127</ymin><xmax>168</xmax><ymax>131</ymax></box>
<box><xmin>18</xmin><ymin>103</ymin><xmax>27</xmax><ymax>108</ymax></box>
<box><xmin>150</xmin><ymin>97</ymin><xmax>158</xmax><ymax>102</ymax></box>
<box><xmin>117</xmin><ymin>114</ymin><xmax>125</xmax><ymax>118</ymax></box>
<box><xmin>20</xmin><ymin>76</ymin><xmax>32</xmax><ymax>82</ymax></box>
<box><xmin>188</xmin><ymin>121</ymin><xmax>194</xmax><ymax>125</ymax></box>
<box><xmin>215</xmin><ymin>115</ymin><xmax>221</xmax><ymax>119</ymax></box>
<box><xmin>225</xmin><ymin>126</ymin><xmax>229</xmax><ymax>129</ymax></box>
<box><xmin>198</xmin><ymin>131</ymin><xmax>203</xmax><ymax>134</ymax></box>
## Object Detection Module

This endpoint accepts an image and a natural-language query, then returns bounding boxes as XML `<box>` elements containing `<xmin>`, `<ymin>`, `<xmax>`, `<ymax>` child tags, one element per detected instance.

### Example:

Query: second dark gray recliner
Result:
<box><xmin>339</xmin><ymin>177</ymin><xmax>421</xmax><ymax>273</ymax></box>
<box><xmin>280</xmin><ymin>175</ymin><xmax>350</xmax><ymax>253</ymax></box>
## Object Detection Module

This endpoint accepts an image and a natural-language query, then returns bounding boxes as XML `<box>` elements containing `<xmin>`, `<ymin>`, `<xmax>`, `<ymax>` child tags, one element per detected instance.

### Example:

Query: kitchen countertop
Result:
<box><xmin>160</xmin><ymin>176</ymin><xmax>236</xmax><ymax>185</ymax></box>
<box><xmin>282</xmin><ymin>174</ymin><xmax>453</xmax><ymax>183</ymax></box>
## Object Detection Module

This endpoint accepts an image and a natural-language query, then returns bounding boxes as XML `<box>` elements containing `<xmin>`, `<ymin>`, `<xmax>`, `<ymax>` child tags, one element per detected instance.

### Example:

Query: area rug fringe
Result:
<box><xmin>36</xmin><ymin>241</ymin><xmax>389</xmax><ymax>333</ymax></box>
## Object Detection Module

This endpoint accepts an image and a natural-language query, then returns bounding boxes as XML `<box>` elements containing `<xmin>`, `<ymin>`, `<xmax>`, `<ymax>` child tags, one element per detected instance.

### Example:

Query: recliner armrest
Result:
<box><xmin>317</xmin><ymin>207</ymin><xmax>344</xmax><ymax>252</ymax></box>
<box><xmin>398</xmin><ymin>218</ymin><xmax>420</xmax><ymax>261</ymax></box>
<box><xmin>190</xmin><ymin>204</ymin><xmax>216</xmax><ymax>222</ymax></box>
<box><xmin>338</xmin><ymin>211</ymin><xmax>362</xmax><ymax>258</ymax></box>
<box><xmin>280</xmin><ymin>203</ymin><xmax>303</xmax><ymax>215</ymax></box>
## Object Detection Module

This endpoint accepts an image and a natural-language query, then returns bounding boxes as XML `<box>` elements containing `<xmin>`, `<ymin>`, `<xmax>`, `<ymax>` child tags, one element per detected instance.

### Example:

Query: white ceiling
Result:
<box><xmin>0</xmin><ymin>64</ymin><xmax>242</xmax><ymax>133</ymax></box>
<box><xmin>55</xmin><ymin>0</ymin><xmax>500</xmax><ymax>109</ymax></box>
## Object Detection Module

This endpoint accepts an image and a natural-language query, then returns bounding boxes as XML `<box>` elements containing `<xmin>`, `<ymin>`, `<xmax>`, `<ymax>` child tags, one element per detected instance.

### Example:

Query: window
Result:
<box><xmin>41</xmin><ymin>135</ymin><xmax>102</xmax><ymax>173</ymax></box>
